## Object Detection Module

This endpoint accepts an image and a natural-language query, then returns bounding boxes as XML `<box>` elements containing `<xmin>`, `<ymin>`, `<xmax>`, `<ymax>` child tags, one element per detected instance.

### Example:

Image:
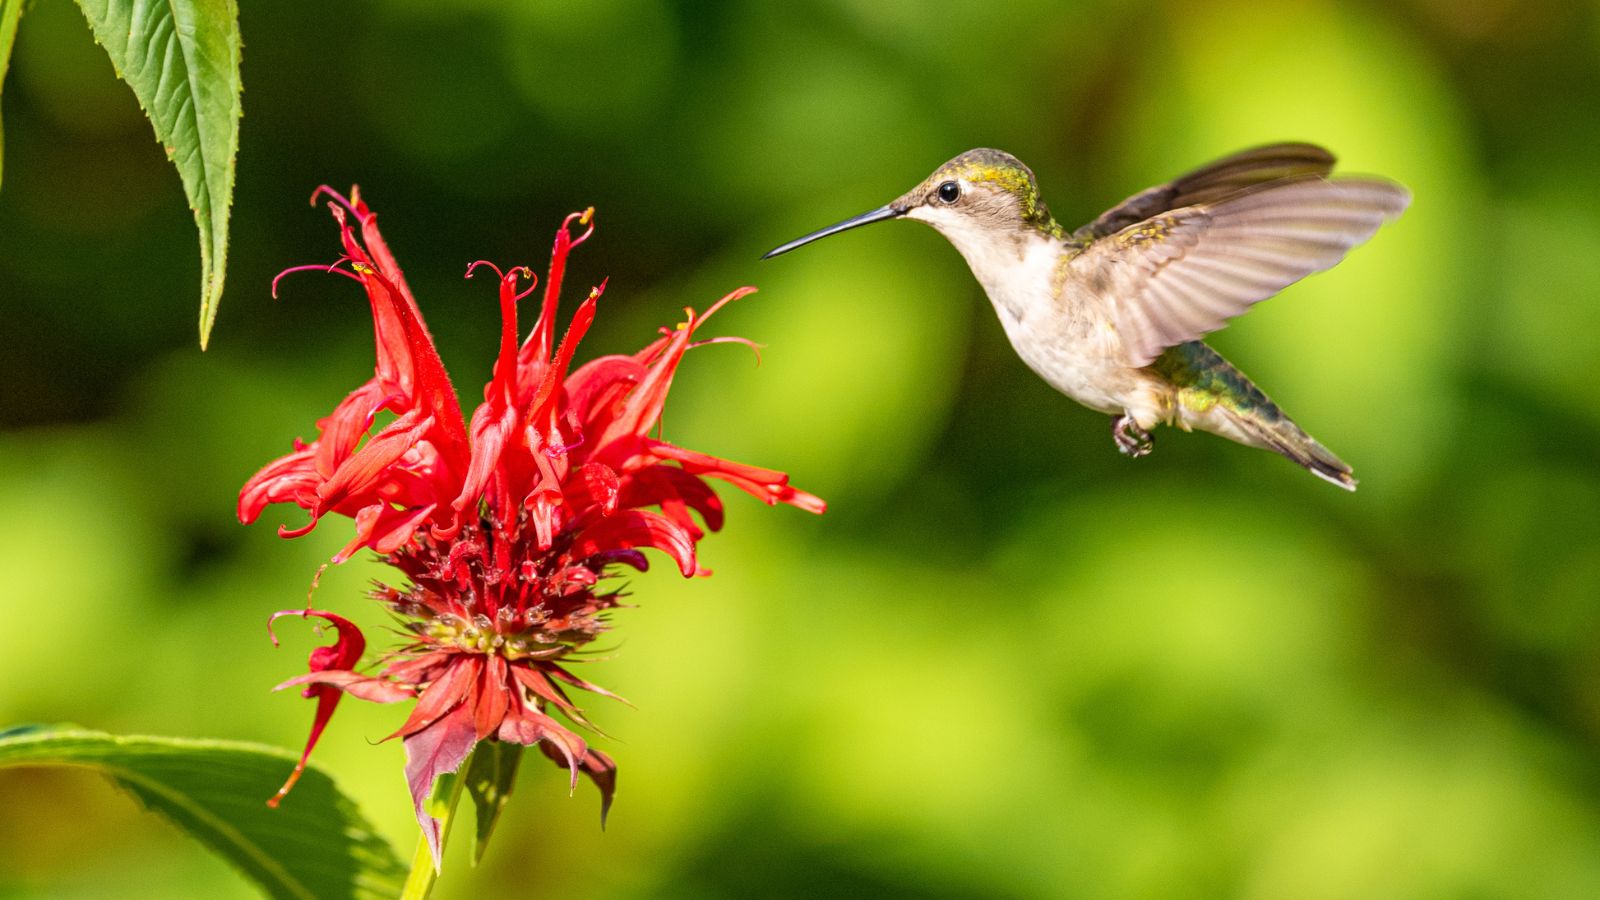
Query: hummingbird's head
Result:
<box><xmin>762</xmin><ymin>148</ymin><xmax>1058</xmax><ymax>261</ymax></box>
<box><xmin>894</xmin><ymin>148</ymin><xmax>1052</xmax><ymax>233</ymax></box>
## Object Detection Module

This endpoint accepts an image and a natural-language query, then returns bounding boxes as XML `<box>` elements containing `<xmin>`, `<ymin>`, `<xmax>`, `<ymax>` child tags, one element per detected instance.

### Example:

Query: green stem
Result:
<box><xmin>398</xmin><ymin>753</ymin><xmax>472</xmax><ymax>900</ymax></box>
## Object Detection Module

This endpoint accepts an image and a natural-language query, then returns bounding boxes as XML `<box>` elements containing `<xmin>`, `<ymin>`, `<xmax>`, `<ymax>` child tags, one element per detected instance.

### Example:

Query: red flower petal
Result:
<box><xmin>569</xmin><ymin>509</ymin><xmax>698</xmax><ymax>577</ymax></box>
<box><xmin>333</xmin><ymin>502</ymin><xmax>437</xmax><ymax>564</ymax></box>
<box><xmin>647</xmin><ymin>439</ymin><xmax>826</xmax><ymax>514</ymax></box>
<box><xmin>238</xmin><ymin>446</ymin><xmax>321</xmax><ymax>526</ymax></box>
<box><xmin>315</xmin><ymin>410</ymin><xmax>434</xmax><ymax>512</ymax></box>
<box><xmin>520</xmin><ymin>209</ymin><xmax>594</xmax><ymax>381</ymax></box>
<box><xmin>619</xmin><ymin>464</ymin><xmax>725</xmax><ymax>537</ymax></box>
<box><xmin>563</xmin><ymin>355</ymin><xmax>647</xmax><ymax>427</ymax></box>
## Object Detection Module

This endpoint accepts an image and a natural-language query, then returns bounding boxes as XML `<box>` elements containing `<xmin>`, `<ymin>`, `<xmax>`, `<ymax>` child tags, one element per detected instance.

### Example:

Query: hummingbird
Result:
<box><xmin>762</xmin><ymin>144</ymin><xmax>1410</xmax><ymax>490</ymax></box>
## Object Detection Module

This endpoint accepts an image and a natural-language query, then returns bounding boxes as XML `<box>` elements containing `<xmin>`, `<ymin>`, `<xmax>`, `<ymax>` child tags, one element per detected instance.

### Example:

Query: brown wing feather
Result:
<box><xmin>1075</xmin><ymin>143</ymin><xmax>1338</xmax><ymax>242</ymax></box>
<box><xmin>1073</xmin><ymin>175</ymin><xmax>1410</xmax><ymax>368</ymax></box>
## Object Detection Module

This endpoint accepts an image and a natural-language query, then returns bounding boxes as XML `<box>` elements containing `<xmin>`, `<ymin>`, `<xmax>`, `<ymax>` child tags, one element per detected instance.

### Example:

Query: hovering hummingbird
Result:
<box><xmin>762</xmin><ymin>144</ymin><xmax>1409</xmax><ymax>490</ymax></box>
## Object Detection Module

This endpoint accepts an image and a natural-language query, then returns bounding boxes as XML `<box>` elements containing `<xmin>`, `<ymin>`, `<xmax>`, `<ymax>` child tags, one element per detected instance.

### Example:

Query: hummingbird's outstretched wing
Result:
<box><xmin>1073</xmin><ymin>175</ymin><xmax>1409</xmax><ymax>368</ymax></box>
<box><xmin>1074</xmin><ymin>143</ymin><xmax>1337</xmax><ymax>243</ymax></box>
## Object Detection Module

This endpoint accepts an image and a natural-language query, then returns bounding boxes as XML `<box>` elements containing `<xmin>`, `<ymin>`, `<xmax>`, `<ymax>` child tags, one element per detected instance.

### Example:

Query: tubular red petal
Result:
<box><xmin>453</xmin><ymin>405</ymin><xmax>517</xmax><ymax>517</ymax></box>
<box><xmin>351</xmin><ymin>189</ymin><xmax>423</xmax><ymax>312</ymax></box>
<box><xmin>268</xmin><ymin>609</ymin><xmax>366</xmax><ymax>675</ymax></box>
<box><xmin>309</xmin><ymin>184</ymin><xmax>360</xmax><ymax>215</ymax></box>
<box><xmin>527</xmin><ymin>284</ymin><xmax>603</xmax><ymax>444</ymax></box>
<box><xmin>333</xmin><ymin>503</ymin><xmax>438</xmax><ymax>563</ymax></box>
<box><xmin>561</xmin><ymin>356</ymin><xmax>648</xmax><ymax>446</ymax></box>
<box><xmin>646</xmin><ymin>440</ymin><xmax>825</xmax><ymax>513</ymax></box>
<box><xmin>523</xmin><ymin>209</ymin><xmax>595</xmax><ymax>371</ymax></box>
<box><xmin>463</xmin><ymin>260</ymin><xmax>505</xmax><ymax>280</ymax></box>
<box><xmin>490</xmin><ymin>266</ymin><xmax>532</xmax><ymax>405</ymax></box>
<box><xmin>357</xmin><ymin>265</ymin><xmax>471</xmax><ymax>478</ymax></box>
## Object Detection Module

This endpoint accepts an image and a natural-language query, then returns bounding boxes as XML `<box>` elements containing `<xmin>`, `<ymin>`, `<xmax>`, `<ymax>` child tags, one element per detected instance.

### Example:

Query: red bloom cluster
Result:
<box><xmin>242</xmin><ymin>189</ymin><xmax>822</xmax><ymax>863</ymax></box>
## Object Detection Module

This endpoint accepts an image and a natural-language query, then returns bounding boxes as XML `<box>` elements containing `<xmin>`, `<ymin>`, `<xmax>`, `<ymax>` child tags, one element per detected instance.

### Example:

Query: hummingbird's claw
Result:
<box><xmin>1112</xmin><ymin>415</ymin><xmax>1154</xmax><ymax>458</ymax></box>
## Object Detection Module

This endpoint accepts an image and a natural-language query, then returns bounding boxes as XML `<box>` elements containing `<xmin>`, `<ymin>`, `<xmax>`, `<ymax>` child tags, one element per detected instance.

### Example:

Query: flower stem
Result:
<box><xmin>399</xmin><ymin>755</ymin><xmax>472</xmax><ymax>900</ymax></box>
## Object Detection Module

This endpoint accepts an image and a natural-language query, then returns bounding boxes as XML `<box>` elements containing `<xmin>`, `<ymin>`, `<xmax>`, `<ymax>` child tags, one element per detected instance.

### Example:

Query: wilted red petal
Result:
<box><xmin>266</xmin><ymin>610</ymin><xmax>368</xmax><ymax>807</ymax></box>
<box><xmin>403</xmin><ymin>702</ymin><xmax>479</xmax><ymax>871</ymax></box>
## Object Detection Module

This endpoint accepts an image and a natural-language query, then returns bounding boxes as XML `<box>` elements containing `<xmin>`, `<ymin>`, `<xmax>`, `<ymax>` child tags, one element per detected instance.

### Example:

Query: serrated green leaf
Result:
<box><xmin>0</xmin><ymin>0</ymin><xmax>24</xmax><ymax>190</ymax></box>
<box><xmin>74</xmin><ymin>0</ymin><xmax>241</xmax><ymax>348</ymax></box>
<box><xmin>463</xmin><ymin>741</ymin><xmax>523</xmax><ymax>865</ymax></box>
<box><xmin>0</xmin><ymin>725</ymin><xmax>406</xmax><ymax>900</ymax></box>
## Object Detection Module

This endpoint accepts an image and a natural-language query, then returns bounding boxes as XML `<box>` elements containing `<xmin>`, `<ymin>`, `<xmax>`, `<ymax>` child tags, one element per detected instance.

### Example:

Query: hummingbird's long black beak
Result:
<box><xmin>761</xmin><ymin>205</ymin><xmax>903</xmax><ymax>259</ymax></box>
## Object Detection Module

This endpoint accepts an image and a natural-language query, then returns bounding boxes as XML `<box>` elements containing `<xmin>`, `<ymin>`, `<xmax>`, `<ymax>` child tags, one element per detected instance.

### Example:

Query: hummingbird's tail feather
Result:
<box><xmin>1158</xmin><ymin>342</ymin><xmax>1356</xmax><ymax>490</ymax></box>
<box><xmin>1228</xmin><ymin>410</ymin><xmax>1358</xmax><ymax>491</ymax></box>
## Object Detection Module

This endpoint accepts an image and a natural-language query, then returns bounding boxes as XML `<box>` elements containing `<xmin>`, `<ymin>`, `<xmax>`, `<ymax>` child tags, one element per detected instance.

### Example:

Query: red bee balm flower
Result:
<box><xmin>241</xmin><ymin>189</ymin><xmax>823</xmax><ymax>864</ymax></box>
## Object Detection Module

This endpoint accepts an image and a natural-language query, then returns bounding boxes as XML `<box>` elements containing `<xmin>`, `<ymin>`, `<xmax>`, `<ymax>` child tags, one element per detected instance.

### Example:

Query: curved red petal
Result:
<box><xmin>569</xmin><ymin>509</ymin><xmax>698</xmax><ymax>577</ymax></box>
<box><xmin>265</xmin><ymin>610</ymin><xmax>370</xmax><ymax>807</ymax></box>
<box><xmin>619</xmin><ymin>464</ymin><xmax>725</xmax><ymax>534</ymax></box>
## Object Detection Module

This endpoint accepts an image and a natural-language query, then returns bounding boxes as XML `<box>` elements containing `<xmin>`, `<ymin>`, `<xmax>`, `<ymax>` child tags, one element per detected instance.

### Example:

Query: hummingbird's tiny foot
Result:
<box><xmin>1112</xmin><ymin>414</ymin><xmax>1154</xmax><ymax>458</ymax></box>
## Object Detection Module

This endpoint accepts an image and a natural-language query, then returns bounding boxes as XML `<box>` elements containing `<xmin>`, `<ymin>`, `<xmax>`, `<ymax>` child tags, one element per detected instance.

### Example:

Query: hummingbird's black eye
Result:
<box><xmin>937</xmin><ymin>181</ymin><xmax>961</xmax><ymax>204</ymax></box>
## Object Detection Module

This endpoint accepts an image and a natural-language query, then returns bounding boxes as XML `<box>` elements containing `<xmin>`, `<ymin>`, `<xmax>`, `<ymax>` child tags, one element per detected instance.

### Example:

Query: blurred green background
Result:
<box><xmin>3</xmin><ymin>0</ymin><xmax>1600</xmax><ymax>896</ymax></box>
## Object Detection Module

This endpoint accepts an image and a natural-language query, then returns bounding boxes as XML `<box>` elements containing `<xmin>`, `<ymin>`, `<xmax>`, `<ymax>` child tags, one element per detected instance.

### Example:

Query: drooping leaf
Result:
<box><xmin>0</xmin><ymin>725</ymin><xmax>406</xmax><ymax>900</ymax></box>
<box><xmin>74</xmin><ymin>0</ymin><xmax>241</xmax><ymax>347</ymax></box>
<box><xmin>0</xmin><ymin>0</ymin><xmax>23</xmax><ymax>189</ymax></box>
<box><xmin>463</xmin><ymin>740</ymin><xmax>523</xmax><ymax>865</ymax></box>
